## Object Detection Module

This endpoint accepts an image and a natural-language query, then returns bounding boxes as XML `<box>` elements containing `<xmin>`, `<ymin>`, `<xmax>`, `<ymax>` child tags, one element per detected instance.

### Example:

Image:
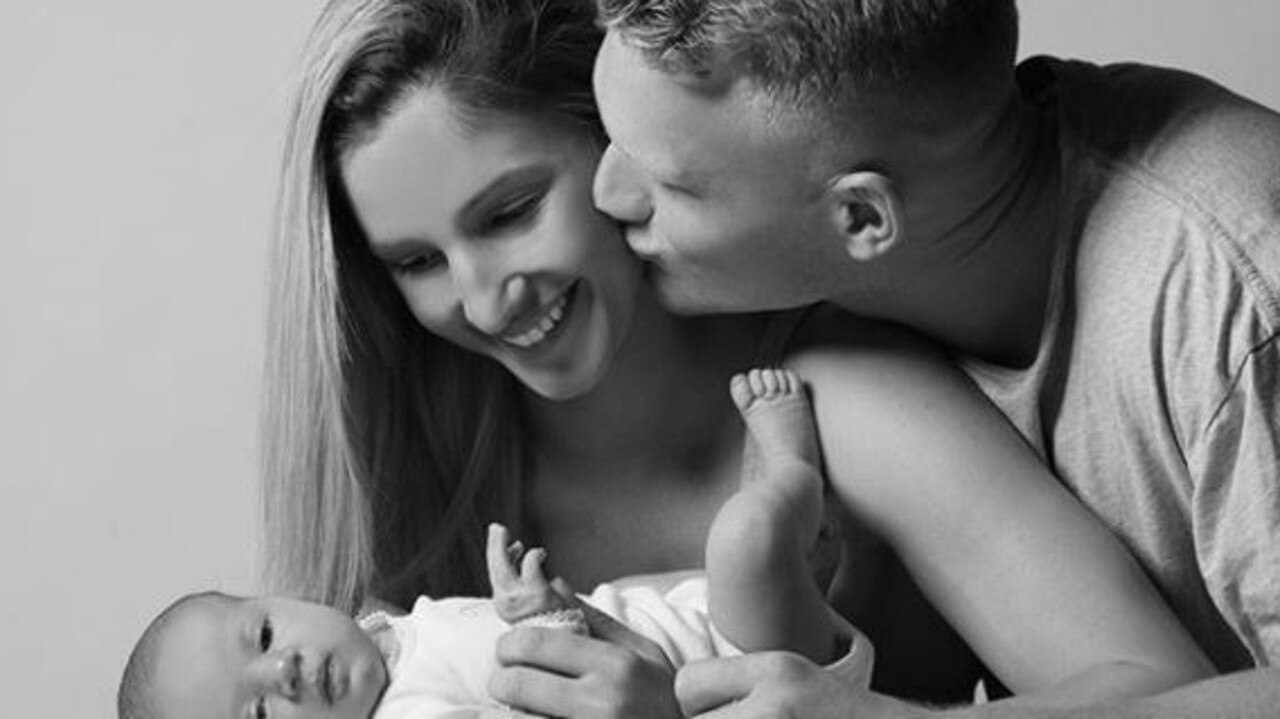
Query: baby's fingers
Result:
<box><xmin>487</xmin><ymin>523</ymin><xmax>521</xmax><ymax>592</ymax></box>
<box><xmin>520</xmin><ymin>545</ymin><xmax>550</xmax><ymax>586</ymax></box>
<box><xmin>550</xmin><ymin>577</ymin><xmax>578</xmax><ymax>606</ymax></box>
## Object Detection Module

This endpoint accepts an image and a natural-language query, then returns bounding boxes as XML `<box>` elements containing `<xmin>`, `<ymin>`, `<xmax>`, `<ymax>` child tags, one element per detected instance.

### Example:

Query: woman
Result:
<box><xmin>263</xmin><ymin>0</ymin><xmax>1212</xmax><ymax>714</ymax></box>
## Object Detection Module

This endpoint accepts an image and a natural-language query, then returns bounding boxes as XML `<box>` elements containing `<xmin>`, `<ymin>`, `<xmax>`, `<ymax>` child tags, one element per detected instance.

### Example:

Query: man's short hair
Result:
<box><xmin>597</xmin><ymin>0</ymin><xmax>1019</xmax><ymax>112</ymax></box>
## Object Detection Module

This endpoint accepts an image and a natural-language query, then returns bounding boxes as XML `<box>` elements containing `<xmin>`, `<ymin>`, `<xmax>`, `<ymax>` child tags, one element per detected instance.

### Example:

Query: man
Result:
<box><xmin>590</xmin><ymin>1</ymin><xmax>1280</xmax><ymax>717</ymax></box>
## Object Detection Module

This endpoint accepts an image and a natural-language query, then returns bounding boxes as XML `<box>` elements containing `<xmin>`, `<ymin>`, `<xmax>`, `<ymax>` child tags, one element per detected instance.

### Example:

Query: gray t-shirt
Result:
<box><xmin>962</xmin><ymin>57</ymin><xmax>1280</xmax><ymax>671</ymax></box>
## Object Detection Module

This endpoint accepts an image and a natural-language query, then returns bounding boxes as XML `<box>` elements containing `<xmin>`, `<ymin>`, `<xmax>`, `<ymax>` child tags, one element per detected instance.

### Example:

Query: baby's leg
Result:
<box><xmin>706</xmin><ymin>369</ymin><xmax>837</xmax><ymax>662</ymax></box>
<box><xmin>486</xmin><ymin>524</ymin><xmax>586</xmax><ymax>632</ymax></box>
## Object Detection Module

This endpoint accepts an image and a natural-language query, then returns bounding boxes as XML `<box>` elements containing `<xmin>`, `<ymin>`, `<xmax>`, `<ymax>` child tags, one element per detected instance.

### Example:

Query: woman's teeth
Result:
<box><xmin>502</xmin><ymin>290</ymin><xmax>570</xmax><ymax>349</ymax></box>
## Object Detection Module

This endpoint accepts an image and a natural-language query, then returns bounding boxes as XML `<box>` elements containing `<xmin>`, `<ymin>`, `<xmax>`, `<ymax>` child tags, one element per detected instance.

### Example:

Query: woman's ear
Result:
<box><xmin>825</xmin><ymin>171</ymin><xmax>902</xmax><ymax>262</ymax></box>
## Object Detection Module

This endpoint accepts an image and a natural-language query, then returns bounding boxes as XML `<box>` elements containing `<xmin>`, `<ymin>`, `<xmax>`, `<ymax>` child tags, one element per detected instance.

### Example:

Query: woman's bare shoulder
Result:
<box><xmin>784</xmin><ymin>304</ymin><xmax>954</xmax><ymax>387</ymax></box>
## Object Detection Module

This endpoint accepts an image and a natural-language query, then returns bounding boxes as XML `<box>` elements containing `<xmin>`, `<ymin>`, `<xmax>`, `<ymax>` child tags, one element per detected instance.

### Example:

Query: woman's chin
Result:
<box><xmin>504</xmin><ymin>291</ymin><xmax>622</xmax><ymax>401</ymax></box>
<box><xmin>515</xmin><ymin>364</ymin><xmax>606</xmax><ymax>401</ymax></box>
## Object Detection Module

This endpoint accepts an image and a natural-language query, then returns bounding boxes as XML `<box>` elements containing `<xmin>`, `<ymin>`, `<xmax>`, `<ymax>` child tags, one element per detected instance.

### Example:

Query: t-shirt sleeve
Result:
<box><xmin>822</xmin><ymin>607</ymin><xmax>875</xmax><ymax>688</ymax></box>
<box><xmin>1188</xmin><ymin>333</ymin><xmax>1280</xmax><ymax>664</ymax></box>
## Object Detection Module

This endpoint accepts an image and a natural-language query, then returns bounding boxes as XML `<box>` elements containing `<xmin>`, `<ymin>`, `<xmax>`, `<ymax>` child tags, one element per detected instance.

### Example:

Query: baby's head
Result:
<box><xmin>119</xmin><ymin>591</ymin><xmax>387</xmax><ymax>719</ymax></box>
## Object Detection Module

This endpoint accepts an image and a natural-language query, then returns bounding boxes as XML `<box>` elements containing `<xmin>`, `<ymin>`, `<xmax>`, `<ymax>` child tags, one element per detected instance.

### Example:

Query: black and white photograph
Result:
<box><xmin>2</xmin><ymin>2</ymin><xmax>1277</xmax><ymax>717</ymax></box>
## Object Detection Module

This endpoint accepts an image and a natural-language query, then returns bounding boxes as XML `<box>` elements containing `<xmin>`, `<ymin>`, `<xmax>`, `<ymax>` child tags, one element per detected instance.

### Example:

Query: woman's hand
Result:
<box><xmin>489</xmin><ymin>605</ymin><xmax>682</xmax><ymax>718</ymax></box>
<box><xmin>677</xmin><ymin>652</ymin><xmax>926</xmax><ymax>719</ymax></box>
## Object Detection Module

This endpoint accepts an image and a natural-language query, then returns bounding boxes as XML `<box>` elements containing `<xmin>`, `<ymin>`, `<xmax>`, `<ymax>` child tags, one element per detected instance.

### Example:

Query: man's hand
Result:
<box><xmin>489</xmin><ymin>605</ymin><xmax>681</xmax><ymax>718</ymax></box>
<box><xmin>677</xmin><ymin>652</ymin><xmax>925</xmax><ymax>719</ymax></box>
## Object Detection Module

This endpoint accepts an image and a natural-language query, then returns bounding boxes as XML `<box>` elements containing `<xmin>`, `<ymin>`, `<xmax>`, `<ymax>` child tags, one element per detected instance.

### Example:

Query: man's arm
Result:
<box><xmin>785</xmin><ymin>315</ymin><xmax>1213</xmax><ymax>701</ymax></box>
<box><xmin>676</xmin><ymin>654</ymin><xmax>1280</xmax><ymax>719</ymax></box>
<box><xmin>951</xmin><ymin>668</ymin><xmax>1280</xmax><ymax>719</ymax></box>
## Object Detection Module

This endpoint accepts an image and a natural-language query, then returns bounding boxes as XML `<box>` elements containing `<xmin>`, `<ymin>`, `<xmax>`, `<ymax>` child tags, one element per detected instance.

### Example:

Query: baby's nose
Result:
<box><xmin>256</xmin><ymin>649</ymin><xmax>301</xmax><ymax>699</ymax></box>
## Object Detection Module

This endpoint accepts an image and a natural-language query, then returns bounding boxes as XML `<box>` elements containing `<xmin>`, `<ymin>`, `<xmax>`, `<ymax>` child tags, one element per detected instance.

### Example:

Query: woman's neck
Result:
<box><xmin>522</xmin><ymin>290</ymin><xmax>763</xmax><ymax>472</ymax></box>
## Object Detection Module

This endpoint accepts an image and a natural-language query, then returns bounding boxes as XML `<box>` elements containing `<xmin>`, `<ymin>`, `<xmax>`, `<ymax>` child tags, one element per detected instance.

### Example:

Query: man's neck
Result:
<box><xmin>835</xmin><ymin>99</ymin><xmax>1061</xmax><ymax>368</ymax></box>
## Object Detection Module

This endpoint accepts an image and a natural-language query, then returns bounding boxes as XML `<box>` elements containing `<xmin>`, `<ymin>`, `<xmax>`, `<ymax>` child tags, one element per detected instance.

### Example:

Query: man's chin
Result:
<box><xmin>654</xmin><ymin>273</ymin><xmax>811</xmax><ymax>316</ymax></box>
<box><xmin>651</xmin><ymin>273</ymin><xmax>732</xmax><ymax>315</ymax></box>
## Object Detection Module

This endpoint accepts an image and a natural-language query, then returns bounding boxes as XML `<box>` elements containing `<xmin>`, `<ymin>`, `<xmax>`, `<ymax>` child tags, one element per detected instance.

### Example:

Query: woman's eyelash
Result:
<box><xmin>384</xmin><ymin>191</ymin><xmax>545</xmax><ymax>275</ymax></box>
<box><xmin>485</xmin><ymin>194</ymin><xmax>542</xmax><ymax>230</ymax></box>
<box><xmin>258</xmin><ymin>617</ymin><xmax>274</xmax><ymax>652</ymax></box>
<box><xmin>393</xmin><ymin>252</ymin><xmax>445</xmax><ymax>275</ymax></box>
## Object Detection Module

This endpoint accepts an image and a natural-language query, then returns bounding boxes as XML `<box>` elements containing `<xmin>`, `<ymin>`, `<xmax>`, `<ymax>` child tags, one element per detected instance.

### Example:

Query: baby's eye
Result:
<box><xmin>254</xmin><ymin>696</ymin><xmax>269</xmax><ymax>719</ymax></box>
<box><xmin>258</xmin><ymin>618</ymin><xmax>273</xmax><ymax>652</ymax></box>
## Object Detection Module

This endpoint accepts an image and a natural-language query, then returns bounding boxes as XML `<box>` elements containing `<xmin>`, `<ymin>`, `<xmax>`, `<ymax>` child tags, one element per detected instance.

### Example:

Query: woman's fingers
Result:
<box><xmin>676</xmin><ymin>652</ymin><xmax>885</xmax><ymax>719</ymax></box>
<box><xmin>675</xmin><ymin>655</ymin><xmax>766</xmax><ymax>716</ymax></box>
<box><xmin>495</xmin><ymin>625</ymin><xmax>614</xmax><ymax>676</ymax></box>
<box><xmin>489</xmin><ymin>663</ymin><xmax>582</xmax><ymax>716</ymax></box>
<box><xmin>492</xmin><ymin>626</ymin><xmax>681</xmax><ymax>718</ymax></box>
<box><xmin>578</xmin><ymin>601</ymin><xmax>675</xmax><ymax>674</ymax></box>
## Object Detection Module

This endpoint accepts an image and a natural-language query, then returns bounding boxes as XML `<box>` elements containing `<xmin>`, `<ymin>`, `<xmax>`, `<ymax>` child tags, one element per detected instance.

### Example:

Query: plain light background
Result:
<box><xmin>1</xmin><ymin>2</ymin><xmax>1276</xmax><ymax>716</ymax></box>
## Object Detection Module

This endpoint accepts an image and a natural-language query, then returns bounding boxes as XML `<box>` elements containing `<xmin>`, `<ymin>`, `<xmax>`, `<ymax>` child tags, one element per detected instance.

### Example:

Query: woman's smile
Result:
<box><xmin>499</xmin><ymin>281</ymin><xmax>578</xmax><ymax>349</ymax></box>
<box><xmin>342</xmin><ymin>88</ymin><xmax>644</xmax><ymax>400</ymax></box>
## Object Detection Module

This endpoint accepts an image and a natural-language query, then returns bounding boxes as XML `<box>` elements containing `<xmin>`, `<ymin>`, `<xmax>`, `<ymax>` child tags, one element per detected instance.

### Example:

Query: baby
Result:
<box><xmin>118</xmin><ymin>369</ymin><xmax>872</xmax><ymax>719</ymax></box>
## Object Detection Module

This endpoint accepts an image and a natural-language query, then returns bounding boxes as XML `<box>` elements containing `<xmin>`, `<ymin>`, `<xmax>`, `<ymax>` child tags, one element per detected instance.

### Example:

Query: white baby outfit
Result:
<box><xmin>361</xmin><ymin>573</ymin><xmax>872</xmax><ymax>718</ymax></box>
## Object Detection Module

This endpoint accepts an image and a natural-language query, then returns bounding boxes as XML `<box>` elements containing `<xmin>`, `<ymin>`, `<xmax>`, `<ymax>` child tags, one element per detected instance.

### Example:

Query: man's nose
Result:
<box><xmin>593</xmin><ymin>142</ymin><xmax>652</xmax><ymax>225</ymax></box>
<box><xmin>252</xmin><ymin>648</ymin><xmax>301</xmax><ymax>700</ymax></box>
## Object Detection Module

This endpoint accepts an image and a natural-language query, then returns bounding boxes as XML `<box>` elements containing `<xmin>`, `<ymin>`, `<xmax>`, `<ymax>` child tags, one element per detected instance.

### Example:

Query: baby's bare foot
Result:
<box><xmin>723</xmin><ymin>368</ymin><xmax>826</xmax><ymax>550</ymax></box>
<box><xmin>730</xmin><ymin>368</ymin><xmax>820</xmax><ymax>470</ymax></box>
<box><xmin>708</xmin><ymin>369</ymin><xmax>837</xmax><ymax>661</ymax></box>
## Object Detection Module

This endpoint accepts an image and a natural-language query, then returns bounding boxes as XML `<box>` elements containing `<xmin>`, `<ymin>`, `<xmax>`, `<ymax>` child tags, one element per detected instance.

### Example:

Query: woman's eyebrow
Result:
<box><xmin>366</xmin><ymin>164</ymin><xmax>560</xmax><ymax>258</ymax></box>
<box><xmin>456</xmin><ymin>164</ymin><xmax>556</xmax><ymax>230</ymax></box>
<box><xmin>368</xmin><ymin>236</ymin><xmax>435</xmax><ymax>263</ymax></box>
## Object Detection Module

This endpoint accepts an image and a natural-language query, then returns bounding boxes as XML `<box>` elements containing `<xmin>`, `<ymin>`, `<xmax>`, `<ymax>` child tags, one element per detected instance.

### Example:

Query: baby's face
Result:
<box><xmin>151</xmin><ymin>593</ymin><xmax>387</xmax><ymax>719</ymax></box>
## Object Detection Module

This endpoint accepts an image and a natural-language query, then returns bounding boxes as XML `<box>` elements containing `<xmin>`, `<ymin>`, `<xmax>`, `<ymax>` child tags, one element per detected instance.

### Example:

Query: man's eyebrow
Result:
<box><xmin>612</xmin><ymin>140</ymin><xmax>701</xmax><ymax>189</ymax></box>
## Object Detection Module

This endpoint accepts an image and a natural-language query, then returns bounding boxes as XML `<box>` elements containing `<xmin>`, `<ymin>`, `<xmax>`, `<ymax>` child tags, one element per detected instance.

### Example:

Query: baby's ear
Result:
<box><xmin>824</xmin><ymin>171</ymin><xmax>902</xmax><ymax>262</ymax></box>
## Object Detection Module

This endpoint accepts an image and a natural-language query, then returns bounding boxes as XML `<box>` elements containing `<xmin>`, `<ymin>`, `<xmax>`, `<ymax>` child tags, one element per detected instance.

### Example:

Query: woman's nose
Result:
<box><xmin>252</xmin><ymin>648</ymin><xmax>301</xmax><ymax>700</ymax></box>
<box><xmin>593</xmin><ymin>142</ymin><xmax>653</xmax><ymax>226</ymax></box>
<box><xmin>459</xmin><ymin>270</ymin><xmax>533</xmax><ymax>335</ymax></box>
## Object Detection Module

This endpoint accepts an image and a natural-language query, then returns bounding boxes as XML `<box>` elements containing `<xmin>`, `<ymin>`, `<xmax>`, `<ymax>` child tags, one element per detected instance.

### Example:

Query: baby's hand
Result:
<box><xmin>486</xmin><ymin>523</ymin><xmax>580</xmax><ymax>625</ymax></box>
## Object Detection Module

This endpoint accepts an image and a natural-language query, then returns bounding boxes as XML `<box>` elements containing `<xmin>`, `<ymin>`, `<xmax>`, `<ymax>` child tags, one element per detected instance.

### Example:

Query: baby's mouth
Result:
<box><xmin>317</xmin><ymin>654</ymin><xmax>336</xmax><ymax>705</ymax></box>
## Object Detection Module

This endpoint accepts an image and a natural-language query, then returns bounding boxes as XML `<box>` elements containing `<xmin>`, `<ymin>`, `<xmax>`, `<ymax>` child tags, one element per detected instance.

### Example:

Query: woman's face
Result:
<box><xmin>340</xmin><ymin>88</ymin><xmax>644</xmax><ymax>399</ymax></box>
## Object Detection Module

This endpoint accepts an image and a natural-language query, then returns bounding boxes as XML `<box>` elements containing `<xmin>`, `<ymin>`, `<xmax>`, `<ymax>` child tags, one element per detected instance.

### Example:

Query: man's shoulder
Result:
<box><xmin>1039</xmin><ymin>57</ymin><xmax>1280</xmax><ymax>326</ymax></box>
<box><xmin>1028</xmin><ymin>55</ymin><xmax>1280</xmax><ymax>181</ymax></box>
<box><xmin>785</xmin><ymin>306</ymin><xmax>938</xmax><ymax>361</ymax></box>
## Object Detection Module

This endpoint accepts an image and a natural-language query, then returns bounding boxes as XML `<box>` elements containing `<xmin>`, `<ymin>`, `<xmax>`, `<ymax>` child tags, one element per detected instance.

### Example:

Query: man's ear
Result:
<box><xmin>825</xmin><ymin>171</ymin><xmax>902</xmax><ymax>262</ymax></box>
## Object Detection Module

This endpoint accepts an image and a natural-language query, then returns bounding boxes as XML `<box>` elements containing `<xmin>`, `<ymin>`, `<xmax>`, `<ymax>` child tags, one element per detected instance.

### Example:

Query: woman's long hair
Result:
<box><xmin>263</xmin><ymin>0</ymin><xmax>604</xmax><ymax>613</ymax></box>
